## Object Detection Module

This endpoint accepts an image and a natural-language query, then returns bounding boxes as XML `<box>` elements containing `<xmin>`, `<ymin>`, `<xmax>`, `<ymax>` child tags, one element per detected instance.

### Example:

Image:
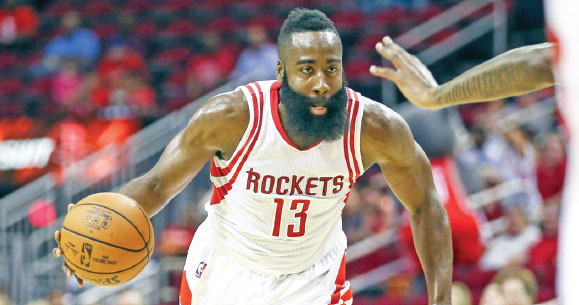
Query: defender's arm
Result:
<box><xmin>361</xmin><ymin>103</ymin><xmax>452</xmax><ymax>305</ymax></box>
<box><xmin>371</xmin><ymin>36</ymin><xmax>554</xmax><ymax>110</ymax></box>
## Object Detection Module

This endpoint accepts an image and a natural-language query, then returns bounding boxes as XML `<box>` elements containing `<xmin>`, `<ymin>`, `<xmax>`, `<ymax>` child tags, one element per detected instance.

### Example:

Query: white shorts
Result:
<box><xmin>179</xmin><ymin>221</ymin><xmax>353</xmax><ymax>305</ymax></box>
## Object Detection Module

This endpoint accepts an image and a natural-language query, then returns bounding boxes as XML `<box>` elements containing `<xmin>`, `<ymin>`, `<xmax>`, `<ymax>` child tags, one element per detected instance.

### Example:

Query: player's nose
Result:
<box><xmin>312</xmin><ymin>74</ymin><xmax>330</xmax><ymax>97</ymax></box>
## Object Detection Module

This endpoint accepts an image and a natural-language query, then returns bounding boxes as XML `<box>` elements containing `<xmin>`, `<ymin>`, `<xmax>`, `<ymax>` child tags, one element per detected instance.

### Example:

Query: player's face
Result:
<box><xmin>279</xmin><ymin>31</ymin><xmax>344</xmax><ymax>112</ymax></box>
<box><xmin>277</xmin><ymin>31</ymin><xmax>348</xmax><ymax>143</ymax></box>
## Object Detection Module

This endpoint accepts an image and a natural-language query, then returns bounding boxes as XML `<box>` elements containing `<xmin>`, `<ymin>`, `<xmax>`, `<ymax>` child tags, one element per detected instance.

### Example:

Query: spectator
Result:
<box><xmin>114</xmin><ymin>290</ymin><xmax>145</xmax><ymax>305</ymax></box>
<box><xmin>51</xmin><ymin>59</ymin><xmax>84</xmax><ymax>110</ymax></box>
<box><xmin>230</xmin><ymin>24</ymin><xmax>278</xmax><ymax>81</ymax></box>
<box><xmin>492</xmin><ymin>267</ymin><xmax>537</xmax><ymax>305</ymax></box>
<box><xmin>0</xmin><ymin>0</ymin><xmax>38</xmax><ymax>45</ymax></box>
<box><xmin>186</xmin><ymin>31</ymin><xmax>236</xmax><ymax>98</ymax></box>
<box><xmin>480</xmin><ymin>202</ymin><xmax>540</xmax><ymax>270</ymax></box>
<box><xmin>536</xmin><ymin>133</ymin><xmax>567</xmax><ymax>200</ymax></box>
<box><xmin>39</xmin><ymin>11</ymin><xmax>100</xmax><ymax>76</ymax></box>
<box><xmin>452</xmin><ymin>282</ymin><xmax>472</xmax><ymax>305</ymax></box>
<box><xmin>480</xmin><ymin>283</ymin><xmax>506</xmax><ymax>305</ymax></box>
<box><xmin>97</xmin><ymin>38</ymin><xmax>147</xmax><ymax>84</ymax></box>
<box><xmin>47</xmin><ymin>290</ymin><xmax>65</xmax><ymax>305</ymax></box>
<box><xmin>528</xmin><ymin>201</ymin><xmax>559</xmax><ymax>283</ymax></box>
<box><xmin>0</xmin><ymin>284</ymin><xmax>13</xmax><ymax>305</ymax></box>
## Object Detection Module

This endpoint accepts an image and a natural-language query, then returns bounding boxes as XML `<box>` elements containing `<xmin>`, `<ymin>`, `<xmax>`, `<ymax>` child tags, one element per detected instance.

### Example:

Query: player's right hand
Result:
<box><xmin>52</xmin><ymin>203</ymin><xmax>84</xmax><ymax>287</ymax></box>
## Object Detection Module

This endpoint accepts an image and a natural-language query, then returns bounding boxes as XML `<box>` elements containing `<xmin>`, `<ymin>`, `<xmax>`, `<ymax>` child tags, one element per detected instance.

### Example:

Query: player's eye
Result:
<box><xmin>300</xmin><ymin>66</ymin><xmax>312</xmax><ymax>74</ymax></box>
<box><xmin>327</xmin><ymin>66</ymin><xmax>338</xmax><ymax>73</ymax></box>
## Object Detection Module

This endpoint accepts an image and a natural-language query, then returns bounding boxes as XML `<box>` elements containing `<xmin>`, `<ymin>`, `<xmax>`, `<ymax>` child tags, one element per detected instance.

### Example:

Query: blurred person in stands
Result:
<box><xmin>0</xmin><ymin>284</ymin><xmax>13</xmax><ymax>305</ymax></box>
<box><xmin>51</xmin><ymin>59</ymin><xmax>84</xmax><ymax>110</ymax></box>
<box><xmin>47</xmin><ymin>290</ymin><xmax>65</xmax><ymax>305</ymax></box>
<box><xmin>36</xmin><ymin>11</ymin><xmax>100</xmax><ymax>76</ymax></box>
<box><xmin>186</xmin><ymin>31</ymin><xmax>236</xmax><ymax>98</ymax></box>
<box><xmin>528</xmin><ymin>200</ymin><xmax>559</xmax><ymax>285</ymax></box>
<box><xmin>230</xmin><ymin>24</ymin><xmax>278</xmax><ymax>81</ymax></box>
<box><xmin>480</xmin><ymin>199</ymin><xmax>540</xmax><ymax>270</ymax></box>
<box><xmin>480</xmin><ymin>283</ymin><xmax>506</xmax><ymax>305</ymax></box>
<box><xmin>114</xmin><ymin>290</ymin><xmax>145</xmax><ymax>305</ymax></box>
<box><xmin>0</xmin><ymin>0</ymin><xmax>37</xmax><ymax>46</ymax></box>
<box><xmin>492</xmin><ymin>267</ymin><xmax>537</xmax><ymax>305</ymax></box>
<box><xmin>452</xmin><ymin>282</ymin><xmax>472</xmax><ymax>305</ymax></box>
<box><xmin>55</xmin><ymin>8</ymin><xmax>452</xmax><ymax>305</ymax></box>
<box><xmin>97</xmin><ymin>38</ymin><xmax>148</xmax><ymax>84</ymax></box>
<box><xmin>536</xmin><ymin>133</ymin><xmax>567</xmax><ymax>201</ymax></box>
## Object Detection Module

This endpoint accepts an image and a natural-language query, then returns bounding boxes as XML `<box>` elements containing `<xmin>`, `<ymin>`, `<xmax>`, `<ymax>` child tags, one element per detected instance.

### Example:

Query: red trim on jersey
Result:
<box><xmin>210</xmin><ymin>83</ymin><xmax>262</xmax><ymax>177</ymax></box>
<box><xmin>270</xmin><ymin>81</ymin><xmax>322</xmax><ymax>151</ymax></box>
<box><xmin>210</xmin><ymin>83</ymin><xmax>264</xmax><ymax>204</ymax></box>
<box><xmin>343</xmin><ymin>89</ymin><xmax>355</xmax><ymax>188</ymax></box>
<box><xmin>329</xmin><ymin>251</ymin><xmax>351</xmax><ymax>305</ymax></box>
<box><xmin>179</xmin><ymin>271</ymin><xmax>192</xmax><ymax>305</ymax></box>
<box><xmin>349</xmin><ymin>91</ymin><xmax>361</xmax><ymax>180</ymax></box>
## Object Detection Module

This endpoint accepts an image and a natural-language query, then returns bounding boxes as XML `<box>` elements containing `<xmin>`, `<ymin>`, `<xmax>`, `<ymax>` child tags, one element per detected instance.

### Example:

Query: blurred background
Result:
<box><xmin>0</xmin><ymin>0</ymin><xmax>560</xmax><ymax>304</ymax></box>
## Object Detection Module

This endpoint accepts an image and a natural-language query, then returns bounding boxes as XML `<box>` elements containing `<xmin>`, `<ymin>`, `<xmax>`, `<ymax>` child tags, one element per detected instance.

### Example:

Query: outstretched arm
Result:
<box><xmin>53</xmin><ymin>89</ymin><xmax>248</xmax><ymax>286</ymax></box>
<box><xmin>362</xmin><ymin>104</ymin><xmax>453</xmax><ymax>305</ymax></box>
<box><xmin>370</xmin><ymin>36</ymin><xmax>554</xmax><ymax>110</ymax></box>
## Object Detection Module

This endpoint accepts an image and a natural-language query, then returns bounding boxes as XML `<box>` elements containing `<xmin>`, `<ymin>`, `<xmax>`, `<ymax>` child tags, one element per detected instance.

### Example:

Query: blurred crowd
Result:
<box><xmin>0</xmin><ymin>0</ymin><xmax>557</xmax><ymax>304</ymax></box>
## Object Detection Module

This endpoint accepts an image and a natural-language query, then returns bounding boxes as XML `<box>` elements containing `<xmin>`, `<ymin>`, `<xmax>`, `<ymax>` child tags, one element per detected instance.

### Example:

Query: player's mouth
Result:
<box><xmin>310</xmin><ymin>105</ymin><xmax>327</xmax><ymax>115</ymax></box>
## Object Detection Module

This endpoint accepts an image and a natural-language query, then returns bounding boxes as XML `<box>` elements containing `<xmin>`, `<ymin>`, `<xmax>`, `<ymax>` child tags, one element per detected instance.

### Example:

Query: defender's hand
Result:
<box><xmin>370</xmin><ymin>36</ymin><xmax>441</xmax><ymax>110</ymax></box>
<box><xmin>52</xmin><ymin>203</ymin><xmax>84</xmax><ymax>287</ymax></box>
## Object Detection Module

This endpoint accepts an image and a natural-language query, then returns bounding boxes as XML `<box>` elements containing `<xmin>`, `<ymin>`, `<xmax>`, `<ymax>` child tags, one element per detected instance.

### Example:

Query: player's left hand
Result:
<box><xmin>370</xmin><ymin>36</ymin><xmax>441</xmax><ymax>110</ymax></box>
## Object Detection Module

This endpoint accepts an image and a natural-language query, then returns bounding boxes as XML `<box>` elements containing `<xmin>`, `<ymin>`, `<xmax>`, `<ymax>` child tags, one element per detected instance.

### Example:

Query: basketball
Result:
<box><xmin>59</xmin><ymin>192</ymin><xmax>154</xmax><ymax>286</ymax></box>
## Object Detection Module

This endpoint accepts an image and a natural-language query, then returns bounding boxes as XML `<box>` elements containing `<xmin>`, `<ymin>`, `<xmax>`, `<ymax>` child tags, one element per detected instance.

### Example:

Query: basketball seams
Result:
<box><xmin>76</xmin><ymin>201</ymin><xmax>153</xmax><ymax>267</ymax></box>
<box><xmin>63</xmin><ymin>251</ymin><xmax>148</xmax><ymax>275</ymax></box>
<box><xmin>74</xmin><ymin>202</ymin><xmax>148</xmax><ymax>248</ymax></box>
<box><xmin>61</xmin><ymin>226</ymin><xmax>145</xmax><ymax>252</ymax></box>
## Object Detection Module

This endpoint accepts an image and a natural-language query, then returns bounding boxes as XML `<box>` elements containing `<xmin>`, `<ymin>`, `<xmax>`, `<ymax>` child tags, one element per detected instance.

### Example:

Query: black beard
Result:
<box><xmin>279</xmin><ymin>73</ymin><xmax>348</xmax><ymax>145</ymax></box>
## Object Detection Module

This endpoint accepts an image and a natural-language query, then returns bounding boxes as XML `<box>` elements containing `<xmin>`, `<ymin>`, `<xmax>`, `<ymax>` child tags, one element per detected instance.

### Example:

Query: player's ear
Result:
<box><xmin>276</xmin><ymin>59</ymin><xmax>284</xmax><ymax>82</ymax></box>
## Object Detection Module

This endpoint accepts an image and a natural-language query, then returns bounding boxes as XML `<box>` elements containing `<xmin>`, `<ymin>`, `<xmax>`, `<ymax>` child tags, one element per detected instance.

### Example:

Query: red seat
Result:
<box><xmin>153</xmin><ymin>47</ymin><xmax>192</xmax><ymax>66</ymax></box>
<box><xmin>93</xmin><ymin>23</ymin><xmax>119</xmax><ymax>41</ymax></box>
<box><xmin>331</xmin><ymin>11</ymin><xmax>364</xmax><ymax>31</ymax></box>
<box><xmin>206</xmin><ymin>17</ymin><xmax>236</xmax><ymax>34</ymax></box>
<box><xmin>0</xmin><ymin>78</ymin><xmax>23</xmax><ymax>95</ymax></box>
<box><xmin>164</xmin><ymin>20</ymin><xmax>197</xmax><ymax>37</ymax></box>
<box><xmin>83</xmin><ymin>0</ymin><xmax>114</xmax><ymax>17</ymax></box>
<box><xmin>0</xmin><ymin>53</ymin><xmax>18</xmax><ymax>70</ymax></box>
<box><xmin>134</xmin><ymin>21</ymin><xmax>157</xmax><ymax>39</ymax></box>
<box><xmin>123</xmin><ymin>0</ymin><xmax>154</xmax><ymax>12</ymax></box>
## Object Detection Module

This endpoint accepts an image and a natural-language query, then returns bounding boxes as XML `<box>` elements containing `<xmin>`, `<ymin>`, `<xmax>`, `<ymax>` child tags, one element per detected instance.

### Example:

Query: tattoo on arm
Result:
<box><xmin>435</xmin><ymin>44</ymin><xmax>554</xmax><ymax>106</ymax></box>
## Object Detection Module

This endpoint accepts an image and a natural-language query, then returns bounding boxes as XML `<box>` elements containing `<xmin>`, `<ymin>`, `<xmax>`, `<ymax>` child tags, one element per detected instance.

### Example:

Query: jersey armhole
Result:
<box><xmin>215</xmin><ymin>85</ymin><xmax>258</xmax><ymax>164</ymax></box>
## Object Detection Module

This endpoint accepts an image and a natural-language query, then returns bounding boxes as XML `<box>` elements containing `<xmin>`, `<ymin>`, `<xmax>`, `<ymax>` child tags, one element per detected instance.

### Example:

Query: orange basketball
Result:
<box><xmin>59</xmin><ymin>192</ymin><xmax>154</xmax><ymax>286</ymax></box>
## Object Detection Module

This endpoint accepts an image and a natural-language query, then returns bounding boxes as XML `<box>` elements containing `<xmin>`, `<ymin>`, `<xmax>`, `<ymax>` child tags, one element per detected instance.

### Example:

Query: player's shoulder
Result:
<box><xmin>359</xmin><ymin>97</ymin><xmax>414</xmax><ymax>166</ymax></box>
<box><xmin>360</xmin><ymin>97</ymin><xmax>410</xmax><ymax>140</ymax></box>
<box><xmin>183</xmin><ymin>88</ymin><xmax>249</xmax><ymax>154</ymax></box>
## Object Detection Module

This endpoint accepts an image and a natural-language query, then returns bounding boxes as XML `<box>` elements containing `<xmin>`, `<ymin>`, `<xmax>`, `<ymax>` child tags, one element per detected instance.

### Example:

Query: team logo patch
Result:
<box><xmin>195</xmin><ymin>261</ymin><xmax>207</xmax><ymax>278</ymax></box>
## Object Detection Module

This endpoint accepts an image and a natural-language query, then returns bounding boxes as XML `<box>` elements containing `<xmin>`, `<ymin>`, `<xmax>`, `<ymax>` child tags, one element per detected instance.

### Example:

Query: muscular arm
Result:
<box><xmin>119</xmin><ymin>89</ymin><xmax>248</xmax><ymax>216</ymax></box>
<box><xmin>362</xmin><ymin>103</ymin><xmax>452</xmax><ymax>305</ymax></box>
<box><xmin>371</xmin><ymin>36</ymin><xmax>554</xmax><ymax>110</ymax></box>
<box><xmin>435</xmin><ymin>43</ymin><xmax>554</xmax><ymax>108</ymax></box>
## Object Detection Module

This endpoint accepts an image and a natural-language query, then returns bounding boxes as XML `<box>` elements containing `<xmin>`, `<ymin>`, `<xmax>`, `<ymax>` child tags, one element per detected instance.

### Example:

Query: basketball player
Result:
<box><xmin>53</xmin><ymin>8</ymin><xmax>453</xmax><ymax>305</ymax></box>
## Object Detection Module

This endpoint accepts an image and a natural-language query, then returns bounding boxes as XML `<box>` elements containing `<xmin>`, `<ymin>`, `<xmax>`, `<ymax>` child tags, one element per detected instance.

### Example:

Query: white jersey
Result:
<box><xmin>547</xmin><ymin>0</ymin><xmax>579</xmax><ymax>304</ymax></box>
<box><xmin>205</xmin><ymin>80</ymin><xmax>366</xmax><ymax>275</ymax></box>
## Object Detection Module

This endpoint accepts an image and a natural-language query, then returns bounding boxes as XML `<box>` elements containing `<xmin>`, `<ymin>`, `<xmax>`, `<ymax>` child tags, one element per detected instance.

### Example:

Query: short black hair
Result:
<box><xmin>277</xmin><ymin>8</ymin><xmax>340</xmax><ymax>61</ymax></box>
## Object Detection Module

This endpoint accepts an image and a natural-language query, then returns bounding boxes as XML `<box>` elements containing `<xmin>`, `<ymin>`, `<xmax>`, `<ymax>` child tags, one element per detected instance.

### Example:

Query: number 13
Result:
<box><xmin>272</xmin><ymin>198</ymin><xmax>310</xmax><ymax>237</ymax></box>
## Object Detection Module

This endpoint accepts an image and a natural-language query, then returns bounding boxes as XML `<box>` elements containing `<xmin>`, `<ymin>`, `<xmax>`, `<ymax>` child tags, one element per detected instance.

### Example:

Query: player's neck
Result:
<box><xmin>278</xmin><ymin>102</ymin><xmax>320</xmax><ymax>150</ymax></box>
